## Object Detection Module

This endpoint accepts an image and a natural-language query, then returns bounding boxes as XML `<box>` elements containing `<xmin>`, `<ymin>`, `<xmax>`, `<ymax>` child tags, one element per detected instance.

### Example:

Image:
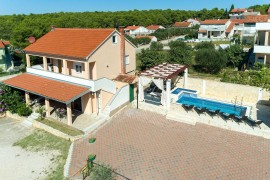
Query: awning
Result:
<box><xmin>3</xmin><ymin>73</ymin><xmax>90</xmax><ymax>104</ymax></box>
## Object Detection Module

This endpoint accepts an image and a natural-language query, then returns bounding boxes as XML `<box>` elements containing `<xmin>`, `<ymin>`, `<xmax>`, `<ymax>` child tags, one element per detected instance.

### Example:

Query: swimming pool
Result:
<box><xmin>171</xmin><ymin>88</ymin><xmax>197</xmax><ymax>95</ymax></box>
<box><xmin>177</xmin><ymin>93</ymin><xmax>247</xmax><ymax>116</ymax></box>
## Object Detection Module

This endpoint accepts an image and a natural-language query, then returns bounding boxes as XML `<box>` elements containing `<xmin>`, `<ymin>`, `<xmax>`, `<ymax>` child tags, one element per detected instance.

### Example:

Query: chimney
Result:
<box><xmin>51</xmin><ymin>25</ymin><xmax>56</xmax><ymax>31</ymax></box>
<box><xmin>119</xmin><ymin>27</ymin><xmax>126</xmax><ymax>74</ymax></box>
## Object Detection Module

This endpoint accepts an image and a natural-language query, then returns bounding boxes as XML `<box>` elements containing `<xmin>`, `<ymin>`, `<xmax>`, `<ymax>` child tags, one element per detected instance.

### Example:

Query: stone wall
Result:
<box><xmin>32</xmin><ymin>120</ymin><xmax>83</xmax><ymax>142</ymax></box>
<box><xmin>177</xmin><ymin>77</ymin><xmax>270</xmax><ymax>104</ymax></box>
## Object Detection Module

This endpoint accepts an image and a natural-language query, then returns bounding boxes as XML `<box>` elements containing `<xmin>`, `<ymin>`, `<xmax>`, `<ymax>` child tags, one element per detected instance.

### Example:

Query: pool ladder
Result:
<box><xmin>234</xmin><ymin>96</ymin><xmax>243</xmax><ymax>107</ymax></box>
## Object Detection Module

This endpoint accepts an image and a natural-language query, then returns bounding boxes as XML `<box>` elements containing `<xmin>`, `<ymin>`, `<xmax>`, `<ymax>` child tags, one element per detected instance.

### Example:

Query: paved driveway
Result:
<box><xmin>70</xmin><ymin>108</ymin><xmax>270</xmax><ymax>179</ymax></box>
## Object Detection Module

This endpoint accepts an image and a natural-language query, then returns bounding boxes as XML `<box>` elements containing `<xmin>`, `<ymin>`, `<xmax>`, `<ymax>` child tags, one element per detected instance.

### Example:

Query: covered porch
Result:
<box><xmin>138</xmin><ymin>63</ymin><xmax>188</xmax><ymax>109</ymax></box>
<box><xmin>3</xmin><ymin>73</ymin><xmax>93</xmax><ymax>126</ymax></box>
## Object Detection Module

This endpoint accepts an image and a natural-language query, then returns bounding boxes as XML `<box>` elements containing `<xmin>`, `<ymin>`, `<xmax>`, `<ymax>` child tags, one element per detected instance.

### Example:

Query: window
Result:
<box><xmin>75</xmin><ymin>64</ymin><xmax>82</xmax><ymax>73</ymax></box>
<box><xmin>112</xmin><ymin>35</ymin><xmax>117</xmax><ymax>44</ymax></box>
<box><xmin>125</xmin><ymin>55</ymin><xmax>130</xmax><ymax>65</ymax></box>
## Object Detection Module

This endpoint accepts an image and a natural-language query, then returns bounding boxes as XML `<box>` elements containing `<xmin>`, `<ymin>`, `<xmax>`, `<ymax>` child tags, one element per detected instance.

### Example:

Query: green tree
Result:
<box><xmin>168</xmin><ymin>41</ymin><xmax>193</xmax><ymax>65</ymax></box>
<box><xmin>91</xmin><ymin>163</ymin><xmax>116</xmax><ymax>180</ymax></box>
<box><xmin>138</xmin><ymin>49</ymin><xmax>168</xmax><ymax>70</ymax></box>
<box><xmin>195</xmin><ymin>48</ymin><xmax>227</xmax><ymax>74</ymax></box>
<box><xmin>194</xmin><ymin>41</ymin><xmax>215</xmax><ymax>50</ymax></box>
<box><xmin>225</xmin><ymin>44</ymin><xmax>245</xmax><ymax>68</ymax></box>
<box><xmin>150</xmin><ymin>41</ymin><xmax>164</xmax><ymax>51</ymax></box>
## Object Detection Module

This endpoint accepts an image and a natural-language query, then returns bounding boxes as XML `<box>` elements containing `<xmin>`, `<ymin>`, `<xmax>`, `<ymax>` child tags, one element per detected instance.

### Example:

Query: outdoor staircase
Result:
<box><xmin>21</xmin><ymin>112</ymin><xmax>39</xmax><ymax>127</ymax></box>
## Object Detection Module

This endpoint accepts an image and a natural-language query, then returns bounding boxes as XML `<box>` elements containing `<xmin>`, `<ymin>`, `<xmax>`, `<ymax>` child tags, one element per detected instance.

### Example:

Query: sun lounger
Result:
<box><xmin>207</xmin><ymin>109</ymin><xmax>220</xmax><ymax>118</ymax></box>
<box><xmin>194</xmin><ymin>107</ymin><xmax>207</xmax><ymax>115</ymax></box>
<box><xmin>182</xmin><ymin>104</ymin><xmax>194</xmax><ymax>112</ymax></box>
<box><xmin>221</xmin><ymin>113</ymin><xmax>235</xmax><ymax>121</ymax></box>
<box><xmin>245</xmin><ymin>118</ymin><xmax>263</xmax><ymax>129</ymax></box>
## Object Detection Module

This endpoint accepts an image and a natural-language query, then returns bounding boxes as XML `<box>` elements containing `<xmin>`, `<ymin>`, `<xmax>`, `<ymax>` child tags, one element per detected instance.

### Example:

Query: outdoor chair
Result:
<box><xmin>194</xmin><ymin>107</ymin><xmax>207</xmax><ymax>115</ymax></box>
<box><xmin>234</xmin><ymin>115</ymin><xmax>243</xmax><ymax>124</ymax></box>
<box><xmin>245</xmin><ymin>118</ymin><xmax>263</xmax><ymax>129</ymax></box>
<box><xmin>220</xmin><ymin>113</ymin><xmax>235</xmax><ymax>122</ymax></box>
<box><xmin>182</xmin><ymin>104</ymin><xmax>194</xmax><ymax>112</ymax></box>
<box><xmin>207</xmin><ymin>109</ymin><xmax>220</xmax><ymax>118</ymax></box>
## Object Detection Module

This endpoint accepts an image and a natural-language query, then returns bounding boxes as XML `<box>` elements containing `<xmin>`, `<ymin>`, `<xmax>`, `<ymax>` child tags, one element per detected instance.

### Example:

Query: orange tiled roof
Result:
<box><xmin>0</xmin><ymin>41</ymin><xmax>4</xmax><ymax>48</ymax></box>
<box><xmin>198</xmin><ymin>29</ymin><xmax>207</xmax><ymax>33</ymax></box>
<box><xmin>226</xmin><ymin>22</ymin><xmax>235</xmax><ymax>33</ymax></box>
<box><xmin>146</xmin><ymin>25</ymin><xmax>161</xmax><ymax>30</ymax></box>
<box><xmin>3</xmin><ymin>41</ymin><xmax>10</xmax><ymax>45</ymax></box>
<box><xmin>125</xmin><ymin>26</ymin><xmax>141</xmax><ymax>31</ymax></box>
<box><xmin>3</xmin><ymin>73</ymin><xmax>89</xmax><ymax>103</ymax></box>
<box><xmin>135</xmin><ymin>36</ymin><xmax>155</xmax><ymax>39</ymax></box>
<box><xmin>244</xmin><ymin>15</ymin><xmax>269</xmax><ymax>23</ymax></box>
<box><xmin>114</xmin><ymin>74</ymin><xmax>137</xmax><ymax>84</ymax></box>
<box><xmin>24</xmin><ymin>28</ymin><xmax>115</xmax><ymax>60</ymax></box>
<box><xmin>231</xmin><ymin>19</ymin><xmax>245</xmax><ymax>24</ymax></box>
<box><xmin>173</xmin><ymin>22</ymin><xmax>191</xmax><ymax>27</ymax></box>
<box><xmin>201</xmin><ymin>19</ymin><xmax>229</xmax><ymax>25</ymax></box>
<box><xmin>231</xmin><ymin>8</ymin><xmax>247</xmax><ymax>13</ymax></box>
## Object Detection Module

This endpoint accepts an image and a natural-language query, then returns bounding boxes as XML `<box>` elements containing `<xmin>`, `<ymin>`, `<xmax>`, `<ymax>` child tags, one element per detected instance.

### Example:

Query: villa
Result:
<box><xmin>3</xmin><ymin>28</ymin><xmax>137</xmax><ymax>125</ymax></box>
<box><xmin>124</xmin><ymin>25</ymin><xmax>149</xmax><ymax>37</ymax></box>
<box><xmin>0</xmin><ymin>40</ymin><xmax>12</xmax><ymax>71</ymax></box>
<box><xmin>146</xmin><ymin>25</ymin><xmax>165</xmax><ymax>33</ymax></box>
<box><xmin>198</xmin><ymin>19</ymin><xmax>231</xmax><ymax>39</ymax></box>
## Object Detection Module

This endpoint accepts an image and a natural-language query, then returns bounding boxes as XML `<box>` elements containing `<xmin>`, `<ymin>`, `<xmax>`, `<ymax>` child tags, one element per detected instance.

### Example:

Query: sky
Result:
<box><xmin>0</xmin><ymin>0</ymin><xmax>269</xmax><ymax>15</ymax></box>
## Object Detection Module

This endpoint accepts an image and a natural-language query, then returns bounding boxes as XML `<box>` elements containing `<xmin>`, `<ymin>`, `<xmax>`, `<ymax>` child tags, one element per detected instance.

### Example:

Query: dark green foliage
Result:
<box><xmin>150</xmin><ymin>41</ymin><xmax>163</xmax><ymax>51</ymax></box>
<box><xmin>135</xmin><ymin>37</ymin><xmax>151</xmax><ymax>45</ymax></box>
<box><xmin>253</xmin><ymin>62</ymin><xmax>266</xmax><ymax>71</ymax></box>
<box><xmin>151</xmin><ymin>28</ymin><xmax>198</xmax><ymax>41</ymax></box>
<box><xmin>0</xmin><ymin>84</ymin><xmax>23</xmax><ymax>113</ymax></box>
<box><xmin>138</xmin><ymin>49</ymin><xmax>168</xmax><ymax>70</ymax></box>
<box><xmin>168</xmin><ymin>41</ymin><xmax>193</xmax><ymax>65</ymax></box>
<box><xmin>16</xmin><ymin>103</ymin><xmax>32</xmax><ymax>116</ymax></box>
<box><xmin>221</xmin><ymin>68</ymin><xmax>270</xmax><ymax>91</ymax></box>
<box><xmin>224</xmin><ymin>44</ymin><xmax>245</xmax><ymax>68</ymax></box>
<box><xmin>195</xmin><ymin>48</ymin><xmax>227</xmax><ymax>74</ymax></box>
<box><xmin>0</xmin><ymin>8</ymin><xmax>226</xmax><ymax>48</ymax></box>
<box><xmin>91</xmin><ymin>163</ymin><xmax>116</xmax><ymax>180</ymax></box>
<box><xmin>248</xmin><ymin>4</ymin><xmax>270</xmax><ymax>14</ymax></box>
<box><xmin>194</xmin><ymin>41</ymin><xmax>215</xmax><ymax>50</ymax></box>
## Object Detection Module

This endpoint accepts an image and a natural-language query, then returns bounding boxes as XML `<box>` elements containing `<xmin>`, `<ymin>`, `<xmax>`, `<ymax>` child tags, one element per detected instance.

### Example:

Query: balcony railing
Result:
<box><xmin>254</xmin><ymin>45</ymin><xmax>270</xmax><ymax>54</ymax></box>
<box><xmin>26</xmin><ymin>67</ymin><xmax>116</xmax><ymax>94</ymax></box>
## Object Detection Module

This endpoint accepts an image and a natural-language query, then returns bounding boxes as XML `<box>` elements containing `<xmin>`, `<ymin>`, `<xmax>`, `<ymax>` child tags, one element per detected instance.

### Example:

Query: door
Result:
<box><xmin>129</xmin><ymin>84</ymin><xmax>135</xmax><ymax>102</ymax></box>
<box><xmin>73</xmin><ymin>98</ymin><xmax>82</xmax><ymax>112</ymax></box>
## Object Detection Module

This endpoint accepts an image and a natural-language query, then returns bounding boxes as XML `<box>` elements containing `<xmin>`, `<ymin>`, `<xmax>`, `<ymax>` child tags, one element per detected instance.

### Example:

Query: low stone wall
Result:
<box><xmin>6</xmin><ymin>111</ymin><xmax>27</xmax><ymax>121</ymax></box>
<box><xmin>177</xmin><ymin>77</ymin><xmax>270</xmax><ymax>104</ymax></box>
<box><xmin>32</xmin><ymin>120</ymin><xmax>83</xmax><ymax>142</ymax></box>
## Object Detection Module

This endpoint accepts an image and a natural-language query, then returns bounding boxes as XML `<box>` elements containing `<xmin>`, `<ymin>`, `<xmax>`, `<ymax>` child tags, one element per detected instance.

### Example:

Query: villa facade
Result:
<box><xmin>3</xmin><ymin>28</ymin><xmax>136</xmax><ymax>125</ymax></box>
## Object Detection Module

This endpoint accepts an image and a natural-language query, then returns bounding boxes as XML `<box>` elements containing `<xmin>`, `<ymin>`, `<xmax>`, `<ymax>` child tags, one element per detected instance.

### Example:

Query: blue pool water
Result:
<box><xmin>172</xmin><ymin>88</ymin><xmax>197</xmax><ymax>95</ymax></box>
<box><xmin>177</xmin><ymin>93</ymin><xmax>246</xmax><ymax>116</ymax></box>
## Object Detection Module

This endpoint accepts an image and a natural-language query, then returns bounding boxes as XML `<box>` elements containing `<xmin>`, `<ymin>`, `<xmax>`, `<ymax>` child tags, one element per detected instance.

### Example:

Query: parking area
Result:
<box><xmin>70</xmin><ymin>107</ymin><xmax>270</xmax><ymax>179</ymax></box>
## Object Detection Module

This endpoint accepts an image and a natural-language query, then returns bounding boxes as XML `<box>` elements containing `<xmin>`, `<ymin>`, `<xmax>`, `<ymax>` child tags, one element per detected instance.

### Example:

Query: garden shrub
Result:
<box><xmin>91</xmin><ymin>163</ymin><xmax>116</xmax><ymax>180</ymax></box>
<box><xmin>16</xmin><ymin>103</ymin><xmax>32</xmax><ymax>116</ymax></box>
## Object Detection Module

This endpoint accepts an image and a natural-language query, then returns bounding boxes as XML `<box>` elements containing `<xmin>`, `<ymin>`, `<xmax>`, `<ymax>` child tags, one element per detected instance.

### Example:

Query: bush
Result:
<box><xmin>35</xmin><ymin>105</ymin><xmax>46</xmax><ymax>120</ymax></box>
<box><xmin>253</xmin><ymin>62</ymin><xmax>266</xmax><ymax>71</ymax></box>
<box><xmin>138</xmin><ymin>49</ymin><xmax>168</xmax><ymax>70</ymax></box>
<box><xmin>91</xmin><ymin>163</ymin><xmax>116</xmax><ymax>180</ymax></box>
<box><xmin>150</xmin><ymin>41</ymin><xmax>163</xmax><ymax>51</ymax></box>
<box><xmin>195</xmin><ymin>48</ymin><xmax>227</xmax><ymax>74</ymax></box>
<box><xmin>194</xmin><ymin>41</ymin><xmax>215</xmax><ymax>50</ymax></box>
<box><xmin>168</xmin><ymin>41</ymin><xmax>193</xmax><ymax>65</ymax></box>
<box><xmin>0</xmin><ymin>84</ymin><xmax>23</xmax><ymax>113</ymax></box>
<box><xmin>16</xmin><ymin>103</ymin><xmax>32</xmax><ymax>116</ymax></box>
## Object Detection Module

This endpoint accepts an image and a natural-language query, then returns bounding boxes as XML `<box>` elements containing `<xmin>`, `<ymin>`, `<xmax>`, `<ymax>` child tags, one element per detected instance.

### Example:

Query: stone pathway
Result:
<box><xmin>70</xmin><ymin>107</ymin><xmax>270</xmax><ymax>179</ymax></box>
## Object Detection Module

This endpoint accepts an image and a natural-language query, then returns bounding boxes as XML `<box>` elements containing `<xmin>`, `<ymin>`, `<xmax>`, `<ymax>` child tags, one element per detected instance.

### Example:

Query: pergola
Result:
<box><xmin>138</xmin><ymin>63</ymin><xmax>188</xmax><ymax>108</ymax></box>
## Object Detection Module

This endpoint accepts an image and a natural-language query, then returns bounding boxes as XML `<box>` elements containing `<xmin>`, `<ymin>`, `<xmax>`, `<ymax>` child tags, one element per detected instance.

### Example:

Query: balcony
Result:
<box><xmin>26</xmin><ymin>67</ymin><xmax>116</xmax><ymax>94</ymax></box>
<box><xmin>254</xmin><ymin>45</ymin><xmax>270</xmax><ymax>54</ymax></box>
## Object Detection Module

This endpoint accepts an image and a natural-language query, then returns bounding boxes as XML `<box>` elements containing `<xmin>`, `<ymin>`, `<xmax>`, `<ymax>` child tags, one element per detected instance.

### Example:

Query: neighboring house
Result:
<box><xmin>146</xmin><ymin>25</ymin><xmax>165</xmax><ymax>33</ymax></box>
<box><xmin>3</xmin><ymin>28</ymin><xmax>137</xmax><ymax>125</ymax></box>
<box><xmin>184</xmin><ymin>19</ymin><xmax>201</xmax><ymax>26</ymax></box>
<box><xmin>0</xmin><ymin>40</ymin><xmax>12</xmax><ymax>71</ymax></box>
<box><xmin>173</xmin><ymin>22</ymin><xmax>192</xmax><ymax>28</ymax></box>
<box><xmin>253</xmin><ymin>22</ymin><xmax>270</xmax><ymax>67</ymax></box>
<box><xmin>229</xmin><ymin>8</ymin><xmax>247</xmax><ymax>19</ymax></box>
<box><xmin>124</xmin><ymin>26</ymin><xmax>149</xmax><ymax>36</ymax></box>
<box><xmin>198</xmin><ymin>19</ymin><xmax>231</xmax><ymax>39</ymax></box>
<box><xmin>242</xmin><ymin>15</ymin><xmax>269</xmax><ymax>44</ymax></box>
<box><xmin>135</xmin><ymin>36</ymin><xmax>157</xmax><ymax>42</ymax></box>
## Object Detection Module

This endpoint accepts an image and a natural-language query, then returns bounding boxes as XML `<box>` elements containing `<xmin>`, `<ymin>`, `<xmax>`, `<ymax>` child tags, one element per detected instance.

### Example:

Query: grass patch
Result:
<box><xmin>37</xmin><ymin>118</ymin><xmax>84</xmax><ymax>136</ymax></box>
<box><xmin>14</xmin><ymin>130</ymin><xmax>71</xmax><ymax>180</ymax></box>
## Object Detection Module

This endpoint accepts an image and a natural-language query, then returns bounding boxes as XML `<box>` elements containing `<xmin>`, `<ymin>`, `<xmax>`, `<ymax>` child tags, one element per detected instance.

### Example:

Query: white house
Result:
<box><xmin>253</xmin><ymin>22</ymin><xmax>270</xmax><ymax>67</ymax></box>
<box><xmin>146</xmin><ymin>25</ymin><xmax>165</xmax><ymax>33</ymax></box>
<box><xmin>229</xmin><ymin>8</ymin><xmax>247</xmax><ymax>19</ymax></box>
<box><xmin>185</xmin><ymin>19</ymin><xmax>201</xmax><ymax>26</ymax></box>
<box><xmin>124</xmin><ymin>26</ymin><xmax>149</xmax><ymax>36</ymax></box>
<box><xmin>198</xmin><ymin>19</ymin><xmax>231</xmax><ymax>39</ymax></box>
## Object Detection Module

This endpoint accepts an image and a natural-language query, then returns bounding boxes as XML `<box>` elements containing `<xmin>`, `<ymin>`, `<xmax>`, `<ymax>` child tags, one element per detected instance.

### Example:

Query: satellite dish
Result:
<box><xmin>28</xmin><ymin>36</ymin><xmax>36</xmax><ymax>44</ymax></box>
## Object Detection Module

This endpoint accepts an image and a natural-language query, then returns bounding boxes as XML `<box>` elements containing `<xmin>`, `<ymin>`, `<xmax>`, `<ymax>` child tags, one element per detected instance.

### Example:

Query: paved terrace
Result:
<box><xmin>70</xmin><ymin>107</ymin><xmax>270</xmax><ymax>179</ymax></box>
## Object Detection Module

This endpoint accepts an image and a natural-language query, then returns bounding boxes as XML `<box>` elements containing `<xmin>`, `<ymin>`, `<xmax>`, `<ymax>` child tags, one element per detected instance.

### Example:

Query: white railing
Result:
<box><xmin>254</xmin><ymin>45</ymin><xmax>270</xmax><ymax>54</ymax></box>
<box><xmin>107</xmin><ymin>85</ymin><xmax>129</xmax><ymax>112</ymax></box>
<box><xmin>26</xmin><ymin>67</ymin><xmax>116</xmax><ymax>94</ymax></box>
<box><xmin>256</xmin><ymin>23</ymin><xmax>270</xmax><ymax>31</ymax></box>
